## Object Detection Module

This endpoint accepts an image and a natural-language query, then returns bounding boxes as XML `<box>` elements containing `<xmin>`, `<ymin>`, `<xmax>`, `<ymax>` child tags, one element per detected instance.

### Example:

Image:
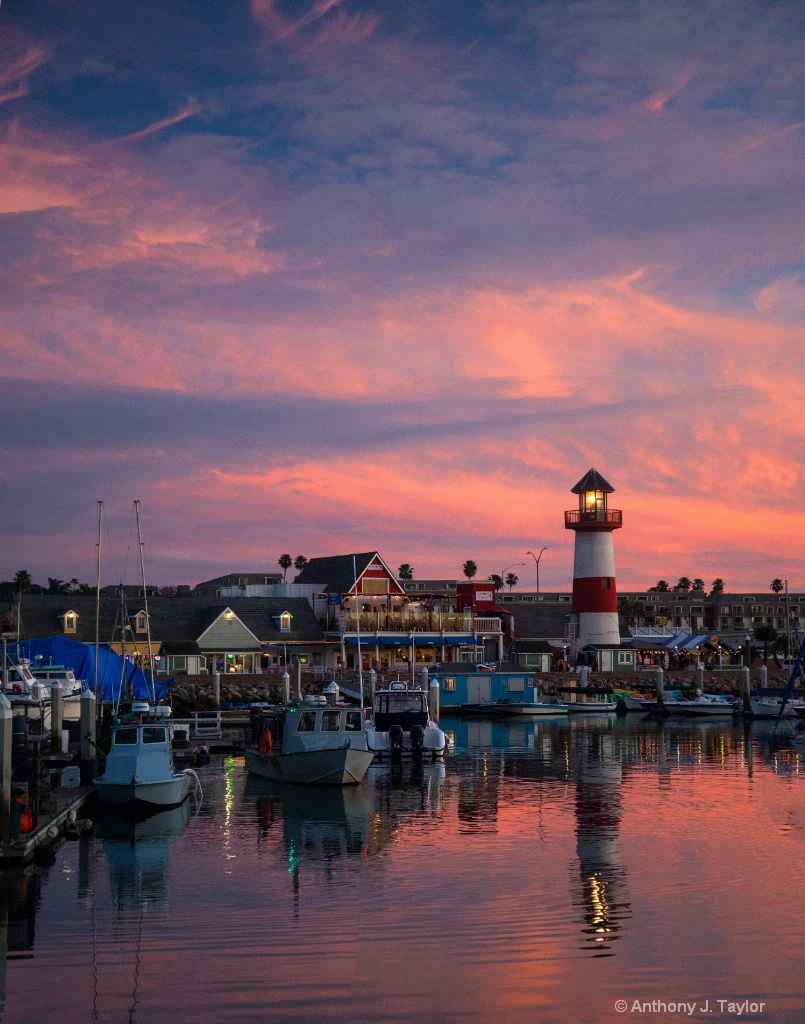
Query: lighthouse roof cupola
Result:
<box><xmin>566</xmin><ymin>468</ymin><xmax>622</xmax><ymax>531</ymax></box>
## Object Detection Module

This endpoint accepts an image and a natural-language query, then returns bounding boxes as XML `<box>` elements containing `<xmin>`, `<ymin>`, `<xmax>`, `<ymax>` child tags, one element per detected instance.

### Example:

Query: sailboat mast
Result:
<box><xmin>353</xmin><ymin>555</ymin><xmax>364</xmax><ymax>708</ymax></box>
<box><xmin>94</xmin><ymin>500</ymin><xmax>102</xmax><ymax>700</ymax></box>
<box><xmin>134</xmin><ymin>501</ymin><xmax>156</xmax><ymax>703</ymax></box>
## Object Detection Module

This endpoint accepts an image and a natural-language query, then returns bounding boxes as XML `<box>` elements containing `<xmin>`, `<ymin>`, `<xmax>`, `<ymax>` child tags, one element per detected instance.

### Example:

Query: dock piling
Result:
<box><xmin>50</xmin><ymin>683</ymin><xmax>63</xmax><ymax>755</ymax></box>
<box><xmin>656</xmin><ymin>667</ymin><xmax>664</xmax><ymax>708</ymax></box>
<box><xmin>0</xmin><ymin>695</ymin><xmax>10</xmax><ymax>842</ymax></box>
<box><xmin>429</xmin><ymin>678</ymin><xmax>440</xmax><ymax>724</ymax></box>
<box><xmin>742</xmin><ymin>666</ymin><xmax>751</xmax><ymax>713</ymax></box>
<box><xmin>80</xmin><ymin>690</ymin><xmax>96</xmax><ymax>760</ymax></box>
<box><xmin>212</xmin><ymin>671</ymin><xmax>221</xmax><ymax>708</ymax></box>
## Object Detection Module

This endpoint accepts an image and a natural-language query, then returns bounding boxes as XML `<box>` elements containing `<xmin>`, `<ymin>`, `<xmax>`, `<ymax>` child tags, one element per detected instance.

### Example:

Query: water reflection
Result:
<box><xmin>567</xmin><ymin>721</ymin><xmax>630</xmax><ymax>955</ymax></box>
<box><xmin>247</xmin><ymin>761</ymin><xmax>447</xmax><ymax>904</ymax></box>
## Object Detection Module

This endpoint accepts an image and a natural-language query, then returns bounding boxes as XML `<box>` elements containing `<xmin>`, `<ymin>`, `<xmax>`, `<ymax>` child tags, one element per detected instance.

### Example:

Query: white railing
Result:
<box><xmin>472</xmin><ymin>617</ymin><xmax>502</xmax><ymax>632</ymax></box>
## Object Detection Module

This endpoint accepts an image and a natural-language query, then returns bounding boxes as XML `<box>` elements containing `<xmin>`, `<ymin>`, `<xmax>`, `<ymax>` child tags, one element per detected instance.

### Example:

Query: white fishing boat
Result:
<box><xmin>674</xmin><ymin>695</ymin><xmax>737</xmax><ymax>716</ymax></box>
<box><xmin>30</xmin><ymin>664</ymin><xmax>85</xmax><ymax>721</ymax></box>
<box><xmin>366</xmin><ymin>682</ymin><xmax>446</xmax><ymax>757</ymax></box>
<box><xmin>95</xmin><ymin>707</ymin><xmax>200</xmax><ymax>811</ymax></box>
<box><xmin>490</xmin><ymin>698</ymin><xmax>569</xmax><ymax>717</ymax></box>
<box><xmin>560</xmin><ymin>698</ymin><xmax>618</xmax><ymax>713</ymax></box>
<box><xmin>245</xmin><ymin>700</ymin><xmax>375</xmax><ymax>785</ymax></box>
<box><xmin>750</xmin><ymin>697</ymin><xmax>803</xmax><ymax>718</ymax></box>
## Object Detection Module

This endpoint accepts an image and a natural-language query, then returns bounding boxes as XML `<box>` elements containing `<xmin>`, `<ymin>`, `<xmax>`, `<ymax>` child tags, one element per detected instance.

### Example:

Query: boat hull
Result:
<box><xmin>562</xmin><ymin>701</ymin><xmax>618</xmax><ymax>713</ymax></box>
<box><xmin>750</xmin><ymin>699</ymin><xmax>800</xmax><ymax>718</ymax></box>
<box><xmin>492</xmin><ymin>702</ymin><xmax>569</xmax><ymax>716</ymax></box>
<box><xmin>95</xmin><ymin>772</ymin><xmax>193</xmax><ymax>810</ymax></box>
<box><xmin>244</xmin><ymin>746</ymin><xmax>375</xmax><ymax>785</ymax></box>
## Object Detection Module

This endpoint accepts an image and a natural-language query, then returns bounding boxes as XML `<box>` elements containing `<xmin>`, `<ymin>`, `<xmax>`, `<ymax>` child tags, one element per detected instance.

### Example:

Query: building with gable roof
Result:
<box><xmin>295</xmin><ymin>552</ymin><xmax>503</xmax><ymax>671</ymax></box>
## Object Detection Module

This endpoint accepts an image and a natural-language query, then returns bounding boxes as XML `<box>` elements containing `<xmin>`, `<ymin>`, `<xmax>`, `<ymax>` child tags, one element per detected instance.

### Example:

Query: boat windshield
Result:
<box><xmin>297</xmin><ymin>711</ymin><xmax>318</xmax><ymax>732</ymax></box>
<box><xmin>143</xmin><ymin>727</ymin><xmax>167</xmax><ymax>743</ymax></box>
<box><xmin>114</xmin><ymin>728</ymin><xmax>138</xmax><ymax>745</ymax></box>
<box><xmin>344</xmin><ymin>711</ymin><xmax>362</xmax><ymax>732</ymax></box>
<box><xmin>375</xmin><ymin>692</ymin><xmax>426</xmax><ymax>714</ymax></box>
<box><xmin>321</xmin><ymin>711</ymin><xmax>340</xmax><ymax>732</ymax></box>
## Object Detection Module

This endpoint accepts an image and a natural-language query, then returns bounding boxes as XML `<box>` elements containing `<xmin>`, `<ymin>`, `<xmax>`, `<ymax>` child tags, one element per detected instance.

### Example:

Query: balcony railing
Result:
<box><xmin>564</xmin><ymin>509</ymin><xmax>623</xmax><ymax>529</ymax></box>
<box><xmin>335</xmin><ymin>613</ymin><xmax>501</xmax><ymax>635</ymax></box>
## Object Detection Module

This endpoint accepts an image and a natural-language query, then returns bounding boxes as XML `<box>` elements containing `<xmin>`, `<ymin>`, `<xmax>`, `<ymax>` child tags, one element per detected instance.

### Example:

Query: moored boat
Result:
<box><xmin>95</xmin><ymin>706</ymin><xmax>199</xmax><ymax>811</ymax></box>
<box><xmin>366</xmin><ymin>682</ymin><xmax>446</xmax><ymax>757</ymax></box>
<box><xmin>246</xmin><ymin>701</ymin><xmax>375</xmax><ymax>785</ymax></box>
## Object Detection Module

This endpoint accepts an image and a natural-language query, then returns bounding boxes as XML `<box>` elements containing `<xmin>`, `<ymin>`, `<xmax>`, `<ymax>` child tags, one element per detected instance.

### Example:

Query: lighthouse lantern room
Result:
<box><xmin>565</xmin><ymin>469</ymin><xmax>622</xmax><ymax>653</ymax></box>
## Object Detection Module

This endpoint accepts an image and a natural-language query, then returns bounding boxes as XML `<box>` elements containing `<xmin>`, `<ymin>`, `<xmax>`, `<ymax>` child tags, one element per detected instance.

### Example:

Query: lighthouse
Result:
<box><xmin>565</xmin><ymin>469</ymin><xmax>622</xmax><ymax>652</ymax></box>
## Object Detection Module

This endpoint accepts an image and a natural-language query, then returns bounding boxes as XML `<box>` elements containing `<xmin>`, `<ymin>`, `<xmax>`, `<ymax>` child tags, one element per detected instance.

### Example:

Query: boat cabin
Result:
<box><xmin>105</xmin><ymin>722</ymin><xmax>175</xmax><ymax>785</ymax></box>
<box><xmin>252</xmin><ymin>703</ymin><xmax>369</xmax><ymax>756</ymax></box>
<box><xmin>372</xmin><ymin>686</ymin><xmax>429</xmax><ymax>732</ymax></box>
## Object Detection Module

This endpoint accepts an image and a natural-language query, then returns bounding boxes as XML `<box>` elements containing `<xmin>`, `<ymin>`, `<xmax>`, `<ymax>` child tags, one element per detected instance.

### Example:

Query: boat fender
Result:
<box><xmin>410</xmin><ymin>724</ymin><xmax>425</xmax><ymax>751</ymax></box>
<box><xmin>20</xmin><ymin>809</ymin><xmax>33</xmax><ymax>833</ymax></box>
<box><xmin>388</xmin><ymin>724</ymin><xmax>404</xmax><ymax>751</ymax></box>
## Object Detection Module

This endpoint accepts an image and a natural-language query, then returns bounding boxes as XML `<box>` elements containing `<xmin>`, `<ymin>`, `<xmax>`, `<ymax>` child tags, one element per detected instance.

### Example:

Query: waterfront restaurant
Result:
<box><xmin>294</xmin><ymin>553</ymin><xmax>504</xmax><ymax>671</ymax></box>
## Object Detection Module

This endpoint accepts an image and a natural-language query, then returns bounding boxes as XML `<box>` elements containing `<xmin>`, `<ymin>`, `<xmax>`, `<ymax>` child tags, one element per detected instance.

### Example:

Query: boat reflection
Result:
<box><xmin>247</xmin><ymin>762</ymin><xmax>446</xmax><ymax>902</ymax></box>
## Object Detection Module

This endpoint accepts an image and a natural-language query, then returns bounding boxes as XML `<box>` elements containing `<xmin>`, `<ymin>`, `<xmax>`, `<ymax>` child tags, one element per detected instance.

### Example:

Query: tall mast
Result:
<box><xmin>353</xmin><ymin>555</ymin><xmax>364</xmax><ymax>708</ymax></box>
<box><xmin>94</xmin><ymin>500</ymin><xmax>102</xmax><ymax>700</ymax></box>
<box><xmin>134</xmin><ymin>501</ymin><xmax>156</xmax><ymax>703</ymax></box>
<box><xmin>117</xmin><ymin>582</ymin><xmax>126</xmax><ymax>713</ymax></box>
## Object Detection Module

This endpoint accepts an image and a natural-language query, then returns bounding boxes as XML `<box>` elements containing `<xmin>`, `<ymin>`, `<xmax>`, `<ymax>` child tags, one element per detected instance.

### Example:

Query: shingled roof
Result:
<box><xmin>294</xmin><ymin>552</ymin><xmax>404</xmax><ymax>595</ymax></box>
<box><xmin>571</xmin><ymin>468</ymin><xmax>615</xmax><ymax>494</ymax></box>
<box><xmin>13</xmin><ymin>595</ymin><xmax>326</xmax><ymax>646</ymax></box>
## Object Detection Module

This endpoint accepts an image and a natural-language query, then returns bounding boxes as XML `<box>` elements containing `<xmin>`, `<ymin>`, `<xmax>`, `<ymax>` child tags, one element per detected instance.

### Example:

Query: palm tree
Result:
<box><xmin>649</xmin><ymin>580</ymin><xmax>670</xmax><ymax>592</ymax></box>
<box><xmin>488</xmin><ymin>574</ymin><xmax>503</xmax><ymax>591</ymax></box>
<box><xmin>13</xmin><ymin>569</ymin><xmax>32</xmax><ymax>591</ymax></box>
<box><xmin>618</xmin><ymin>596</ymin><xmax>644</xmax><ymax>626</ymax></box>
<box><xmin>675</xmin><ymin>577</ymin><xmax>692</xmax><ymax>592</ymax></box>
<box><xmin>755</xmin><ymin>625</ymin><xmax>778</xmax><ymax>663</ymax></box>
<box><xmin>294</xmin><ymin>555</ymin><xmax>308</xmax><ymax>573</ymax></box>
<box><xmin>505</xmin><ymin>572</ymin><xmax>519</xmax><ymax>591</ymax></box>
<box><xmin>711</xmin><ymin>578</ymin><xmax>725</xmax><ymax>594</ymax></box>
<box><xmin>278</xmin><ymin>554</ymin><xmax>292</xmax><ymax>582</ymax></box>
<box><xmin>770</xmin><ymin>578</ymin><xmax>784</xmax><ymax>594</ymax></box>
<box><xmin>397</xmin><ymin>563</ymin><xmax>414</xmax><ymax>581</ymax></box>
<box><xmin>47</xmin><ymin>577</ymin><xmax>69</xmax><ymax>594</ymax></box>
<box><xmin>692</xmin><ymin>579</ymin><xmax>706</xmax><ymax>592</ymax></box>
<box><xmin>462</xmin><ymin>560</ymin><xmax>477</xmax><ymax>581</ymax></box>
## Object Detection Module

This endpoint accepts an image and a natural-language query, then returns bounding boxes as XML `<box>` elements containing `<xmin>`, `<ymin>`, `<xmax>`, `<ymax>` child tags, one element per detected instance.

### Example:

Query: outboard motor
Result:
<box><xmin>388</xmin><ymin>723</ymin><xmax>404</xmax><ymax>761</ymax></box>
<box><xmin>410</xmin><ymin>723</ymin><xmax>425</xmax><ymax>761</ymax></box>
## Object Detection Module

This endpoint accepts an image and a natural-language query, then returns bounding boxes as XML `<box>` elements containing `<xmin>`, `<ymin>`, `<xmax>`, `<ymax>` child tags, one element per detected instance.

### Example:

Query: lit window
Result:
<box><xmin>442</xmin><ymin>677</ymin><xmax>455</xmax><ymax>691</ymax></box>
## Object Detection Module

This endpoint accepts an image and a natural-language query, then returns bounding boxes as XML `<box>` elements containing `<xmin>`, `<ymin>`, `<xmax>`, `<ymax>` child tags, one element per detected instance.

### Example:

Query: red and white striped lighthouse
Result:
<box><xmin>565</xmin><ymin>469</ymin><xmax>622</xmax><ymax>652</ymax></box>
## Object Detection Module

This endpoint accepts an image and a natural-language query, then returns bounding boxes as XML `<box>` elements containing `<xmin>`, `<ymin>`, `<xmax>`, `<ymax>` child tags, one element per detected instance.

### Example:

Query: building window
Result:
<box><xmin>63</xmin><ymin>612</ymin><xmax>77</xmax><ymax>634</ymax></box>
<box><xmin>442</xmin><ymin>677</ymin><xmax>455</xmax><ymax>691</ymax></box>
<box><xmin>135</xmin><ymin>611</ymin><xmax>148</xmax><ymax>633</ymax></box>
<box><xmin>279</xmin><ymin>612</ymin><xmax>291</xmax><ymax>633</ymax></box>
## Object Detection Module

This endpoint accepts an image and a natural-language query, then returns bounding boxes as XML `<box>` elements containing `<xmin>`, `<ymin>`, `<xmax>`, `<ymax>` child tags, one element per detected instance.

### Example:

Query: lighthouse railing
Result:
<box><xmin>564</xmin><ymin>509</ymin><xmax>622</xmax><ymax>528</ymax></box>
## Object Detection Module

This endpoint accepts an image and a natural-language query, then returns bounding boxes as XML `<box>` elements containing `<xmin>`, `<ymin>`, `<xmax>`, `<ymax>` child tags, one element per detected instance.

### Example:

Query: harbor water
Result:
<box><xmin>4</xmin><ymin>715</ymin><xmax>805</xmax><ymax>1023</ymax></box>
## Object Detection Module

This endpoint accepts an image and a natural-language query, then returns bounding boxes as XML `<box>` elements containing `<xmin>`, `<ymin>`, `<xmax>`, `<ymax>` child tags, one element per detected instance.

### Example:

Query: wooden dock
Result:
<box><xmin>0</xmin><ymin>786</ymin><xmax>94</xmax><ymax>867</ymax></box>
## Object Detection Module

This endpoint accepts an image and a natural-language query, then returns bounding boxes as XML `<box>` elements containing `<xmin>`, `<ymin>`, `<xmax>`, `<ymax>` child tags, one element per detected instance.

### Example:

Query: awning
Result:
<box><xmin>342</xmin><ymin>633</ymin><xmax>481</xmax><ymax>646</ymax></box>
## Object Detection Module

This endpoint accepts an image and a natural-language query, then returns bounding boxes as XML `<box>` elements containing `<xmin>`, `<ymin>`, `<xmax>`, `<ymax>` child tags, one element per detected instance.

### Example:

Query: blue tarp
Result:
<box><xmin>9</xmin><ymin>636</ymin><xmax>167</xmax><ymax>701</ymax></box>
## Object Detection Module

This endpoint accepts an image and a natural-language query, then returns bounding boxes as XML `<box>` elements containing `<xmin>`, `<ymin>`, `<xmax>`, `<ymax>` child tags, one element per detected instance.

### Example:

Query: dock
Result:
<box><xmin>0</xmin><ymin>786</ymin><xmax>94</xmax><ymax>867</ymax></box>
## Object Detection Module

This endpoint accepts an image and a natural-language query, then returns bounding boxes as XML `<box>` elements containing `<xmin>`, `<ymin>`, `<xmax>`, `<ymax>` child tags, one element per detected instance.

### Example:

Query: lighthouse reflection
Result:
<box><xmin>568</xmin><ymin>720</ymin><xmax>630</xmax><ymax>955</ymax></box>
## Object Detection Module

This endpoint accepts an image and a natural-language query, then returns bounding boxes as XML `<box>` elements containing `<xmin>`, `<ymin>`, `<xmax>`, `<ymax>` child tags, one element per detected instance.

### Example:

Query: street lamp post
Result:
<box><xmin>526</xmin><ymin>548</ymin><xmax>547</xmax><ymax>599</ymax></box>
<box><xmin>499</xmin><ymin>561</ymin><xmax>525</xmax><ymax>592</ymax></box>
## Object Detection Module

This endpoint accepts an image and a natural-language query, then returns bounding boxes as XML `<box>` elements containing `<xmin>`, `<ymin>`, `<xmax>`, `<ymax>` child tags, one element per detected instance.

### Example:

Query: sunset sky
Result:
<box><xmin>1</xmin><ymin>0</ymin><xmax>803</xmax><ymax>591</ymax></box>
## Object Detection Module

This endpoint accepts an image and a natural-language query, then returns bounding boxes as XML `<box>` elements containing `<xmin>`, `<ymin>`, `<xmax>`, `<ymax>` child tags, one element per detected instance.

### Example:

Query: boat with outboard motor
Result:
<box><xmin>366</xmin><ymin>681</ymin><xmax>446</xmax><ymax>758</ymax></box>
<box><xmin>95</xmin><ymin>702</ymin><xmax>201</xmax><ymax>811</ymax></box>
<box><xmin>245</xmin><ymin>697</ymin><xmax>375</xmax><ymax>785</ymax></box>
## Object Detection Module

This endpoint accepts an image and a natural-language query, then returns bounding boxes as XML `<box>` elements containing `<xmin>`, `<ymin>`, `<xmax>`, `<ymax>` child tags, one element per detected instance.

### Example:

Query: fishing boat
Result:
<box><xmin>366</xmin><ymin>682</ymin><xmax>446</xmax><ymax>757</ymax></box>
<box><xmin>30</xmin><ymin>664</ymin><xmax>85</xmax><ymax>721</ymax></box>
<box><xmin>245</xmin><ymin>700</ymin><xmax>375</xmax><ymax>785</ymax></box>
<box><xmin>751</xmin><ymin>696</ymin><xmax>804</xmax><ymax>718</ymax></box>
<box><xmin>560</xmin><ymin>697</ymin><xmax>618</xmax><ymax>713</ymax></box>
<box><xmin>95</xmin><ymin>704</ymin><xmax>200</xmax><ymax>811</ymax></box>
<box><xmin>672</xmin><ymin>694</ymin><xmax>737</xmax><ymax>716</ymax></box>
<box><xmin>488</xmin><ymin>698</ymin><xmax>569</xmax><ymax>717</ymax></box>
